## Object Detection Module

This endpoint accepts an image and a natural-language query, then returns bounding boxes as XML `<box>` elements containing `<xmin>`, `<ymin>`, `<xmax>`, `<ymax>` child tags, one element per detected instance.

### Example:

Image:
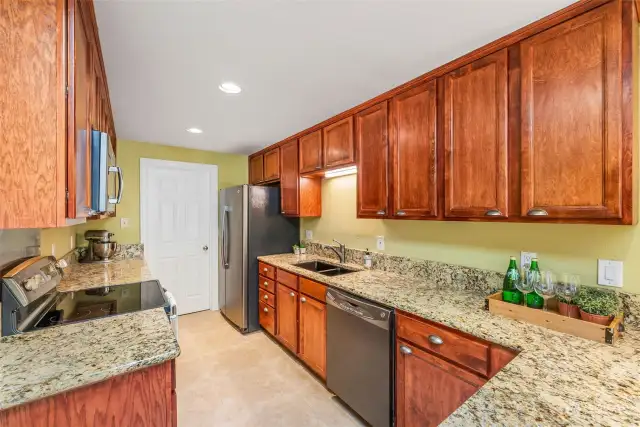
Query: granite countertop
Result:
<box><xmin>58</xmin><ymin>258</ymin><xmax>154</xmax><ymax>292</ymax></box>
<box><xmin>259</xmin><ymin>253</ymin><xmax>640</xmax><ymax>426</ymax></box>
<box><xmin>0</xmin><ymin>259</ymin><xmax>179</xmax><ymax>411</ymax></box>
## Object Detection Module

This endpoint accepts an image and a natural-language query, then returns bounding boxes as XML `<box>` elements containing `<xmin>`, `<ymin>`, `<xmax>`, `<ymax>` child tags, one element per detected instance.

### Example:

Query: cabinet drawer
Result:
<box><xmin>259</xmin><ymin>262</ymin><xmax>275</xmax><ymax>279</ymax></box>
<box><xmin>259</xmin><ymin>288</ymin><xmax>276</xmax><ymax>308</ymax></box>
<box><xmin>397</xmin><ymin>313</ymin><xmax>489</xmax><ymax>377</ymax></box>
<box><xmin>259</xmin><ymin>275</ymin><xmax>276</xmax><ymax>293</ymax></box>
<box><xmin>277</xmin><ymin>268</ymin><xmax>298</xmax><ymax>290</ymax></box>
<box><xmin>299</xmin><ymin>277</ymin><xmax>327</xmax><ymax>302</ymax></box>
<box><xmin>259</xmin><ymin>301</ymin><xmax>275</xmax><ymax>335</ymax></box>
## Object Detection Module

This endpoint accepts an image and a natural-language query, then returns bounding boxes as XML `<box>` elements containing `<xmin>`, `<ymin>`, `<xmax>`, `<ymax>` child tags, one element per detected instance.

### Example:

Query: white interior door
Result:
<box><xmin>141</xmin><ymin>159</ymin><xmax>218</xmax><ymax>315</ymax></box>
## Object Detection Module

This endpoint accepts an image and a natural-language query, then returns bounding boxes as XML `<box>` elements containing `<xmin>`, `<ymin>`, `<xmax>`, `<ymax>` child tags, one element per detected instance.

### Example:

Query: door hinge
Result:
<box><xmin>65</xmin><ymin>86</ymin><xmax>69</xmax><ymax>98</ymax></box>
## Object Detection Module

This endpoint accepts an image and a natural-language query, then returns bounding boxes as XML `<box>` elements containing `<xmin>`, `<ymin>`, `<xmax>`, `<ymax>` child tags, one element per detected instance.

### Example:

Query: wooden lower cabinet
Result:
<box><xmin>298</xmin><ymin>294</ymin><xmax>327</xmax><ymax>379</ymax></box>
<box><xmin>0</xmin><ymin>361</ymin><xmax>176</xmax><ymax>427</ymax></box>
<box><xmin>276</xmin><ymin>283</ymin><xmax>299</xmax><ymax>353</ymax></box>
<box><xmin>259</xmin><ymin>300</ymin><xmax>276</xmax><ymax>335</ymax></box>
<box><xmin>396</xmin><ymin>340</ymin><xmax>485</xmax><ymax>427</ymax></box>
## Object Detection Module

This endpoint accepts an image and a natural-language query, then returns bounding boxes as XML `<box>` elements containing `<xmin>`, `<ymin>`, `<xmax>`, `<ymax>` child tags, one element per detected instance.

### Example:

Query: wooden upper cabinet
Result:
<box><xmin>249</xmin><ymin>155</ymin><xmax>264</xmax><ymax>184</ymax></box>
<box><xmin>298</xmin><ymin>295</ymin><xmax>327</xmax><ymax>379</ymax></box>
<box><xmin>323</xmin><ymin>116</ymin><xmax>355</xmax><ymax>168</ymax></box>
<box><xmin>299</xmin><ymin>130</ymin><xmax>323</xmax><ymax>173</ymax></box>
<box><xmin>444</xmin><ymin>49</ymin><xmax>508</xmax><ymax>218</ymax></box>
<box><xmin>520</xmin><ymin>2</ymin><xmax>624</xmax><ymax>221</ymax></box>
<box><xmin>390</xmin><ymin>81</ymin><xmax>438</xmax><ymax>219</ymax></box>
<box><xmin>280</xmin><ymin>140</ymin><xmax>300</xmax><ymax>216</ymax></box>
<box><xmin>276</xmin><ymin>284</ymin><xmax>299</xmax><ymax>353</ymax></box>
<box><xmin>263</xmin><ymin>147</ymin><xmax>280</xmax><ymax>181</ymax></box>
<box><xmin>396</xmin><ymin>341</ymin><xmax>485</xmax><ymax>427</ymax></box>
<box><xmin>356</xmin><ymin>102</ymin><xmax>389</xmax><ymax>218</ymax></box>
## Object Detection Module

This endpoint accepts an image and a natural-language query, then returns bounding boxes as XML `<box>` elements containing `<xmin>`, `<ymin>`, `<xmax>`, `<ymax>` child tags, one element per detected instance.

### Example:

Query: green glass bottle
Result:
<box><xmin>502</xmin><ymin>256</ymin><xmax>522</xmax><ymax>305</ymax></box>
<box><xmin>526</xmin><ymin>258</ymin><xmax>544</xmax><ymax>309</ymax></box>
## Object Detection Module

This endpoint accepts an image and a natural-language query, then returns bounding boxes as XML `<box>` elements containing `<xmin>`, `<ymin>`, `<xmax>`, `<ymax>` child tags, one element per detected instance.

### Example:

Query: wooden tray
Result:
<box><xmin>485</xmin><ymin>292</ymin><xmax>624</xmax><ymax>345</ymax></box>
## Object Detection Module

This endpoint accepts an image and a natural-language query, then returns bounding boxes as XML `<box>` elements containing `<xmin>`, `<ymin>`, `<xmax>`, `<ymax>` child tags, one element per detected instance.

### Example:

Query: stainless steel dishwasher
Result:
<box><xmin>326</xmin><ymin>289</ymin><xmax>394</xmax><ymax>427</ymax></box>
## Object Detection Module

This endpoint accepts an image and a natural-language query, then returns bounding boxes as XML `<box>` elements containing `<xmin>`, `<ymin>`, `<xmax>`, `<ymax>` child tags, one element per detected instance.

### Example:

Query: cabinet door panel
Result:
<box><xmin>299</xmin><ymin>130</ymin><xmax>323</xmax><ymax>173</ymax></box>
<box><xmin>521</xmin><ymin>2</ymin><xmax>622</xmax><ymax>219</ymax></box>
<box><xmin>276</xmin><ymin>283</ymin><xmax>298</xmax><ymax>353</ymax></box>
<box><xmin>323</xmin><ymin>116</ymin><xmax>355</xmax><ymax>168</ymax></box>
<box><xmin>390</xmin><ymin>81</ymin><xmax>438</xmax><ymax>219</ymax></box>
<box><xmin>444</xmin><ymin>50</ymin><xmax>508</xmax><ymax>218</ymax></box>
<box><xmin>263</xmin><ymin>147</ymin><xmax>280</xmax><ymax>181</ymax></box>
<box><xmin>356</xmin><ymin>102</ymin><xmax>389</xmax><ymax>218</ymax></box>
<box><xmin>280</xmin><ymin>140</ymin><xmax>299</xmax><ymax>216</ymax></box>
<box><xmin>298</xmin><ymin>296</ymin><xmax>326</xmax><ymax>379</ymax></box>
<box><xmin>249</xmin><ymin>155</ymin><xmax>264</xmax><ymax>184</ymax></box>
<box><xmin>396</xmin><ymin>341</ymin><xmax>485</xmax><ymax>427</ymax></box>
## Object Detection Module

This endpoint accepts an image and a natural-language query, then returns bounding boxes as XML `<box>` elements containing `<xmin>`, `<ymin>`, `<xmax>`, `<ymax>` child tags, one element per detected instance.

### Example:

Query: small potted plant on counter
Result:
<box><xmin>293</xmin><ymin>244</ymin><xmax>300</xmax><ymax>255</ymax></box>
<box><xmin>557</xmin><ymin>293</ymin><xmax>580</xmax><ymax>319</ymax></box>
<box><xmin>299</xmin><ymin>242</ymin><xmax>306</xmax><ymax>254</ymax></box>
<box><xmin>575</xmin><ymin>287</ymin><xmax>620</xmax><ymax>325</ymax></box>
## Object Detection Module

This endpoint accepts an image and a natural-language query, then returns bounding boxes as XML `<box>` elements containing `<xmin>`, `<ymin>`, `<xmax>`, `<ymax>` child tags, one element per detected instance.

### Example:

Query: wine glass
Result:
<box><xmin>533</xmin><ymin>270</ymin><xmax>556</xmax><ymax>312</ymax></box>
<box><xmin>516</xmin><ymin>268</ymin><xmax>534</xmax><ymax>307</ymax></box>
<box><xmin>558</xmin><ymin>273</ymin><xmax>580</xmax><ymax>306</ymax></box>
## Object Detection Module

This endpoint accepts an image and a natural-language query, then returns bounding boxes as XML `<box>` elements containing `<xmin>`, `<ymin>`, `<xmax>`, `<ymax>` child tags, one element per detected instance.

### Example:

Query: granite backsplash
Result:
<box><xmin>62</xmin><ymin>243</ymin><xmax>144</xmax><ymax>265</ymax></box>
<box><xmin>304</xmin><ymin>241</ymin><xmax>640</xmax><ymax>327</ymax></box>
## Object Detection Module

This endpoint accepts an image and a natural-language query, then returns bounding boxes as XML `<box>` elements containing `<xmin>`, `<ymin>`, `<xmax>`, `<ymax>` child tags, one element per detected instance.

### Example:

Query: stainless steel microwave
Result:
<box><xmin>91</xmin><ymin>130</ymin><xmax>123</xmax><ymax>214</ymax></box>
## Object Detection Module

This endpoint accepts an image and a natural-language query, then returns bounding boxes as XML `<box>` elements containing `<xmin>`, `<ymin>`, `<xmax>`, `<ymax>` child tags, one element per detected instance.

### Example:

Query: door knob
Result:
<box><xmin>203</xmin><ymin>245</ymin><xmax>209</xmax><ymax>251</ymax></box>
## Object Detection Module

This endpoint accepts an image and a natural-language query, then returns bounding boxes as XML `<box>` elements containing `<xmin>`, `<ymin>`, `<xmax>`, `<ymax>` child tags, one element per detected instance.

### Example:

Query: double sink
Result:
<box><xmin>294</xmin><ymin>261</ymin><xmax>357</xmax><ymax>277</ymax></box>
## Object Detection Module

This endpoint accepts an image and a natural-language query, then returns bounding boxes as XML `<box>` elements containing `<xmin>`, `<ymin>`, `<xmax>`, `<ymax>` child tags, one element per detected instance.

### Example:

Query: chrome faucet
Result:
<box><xmin>328</xmin><ymin>239</ymin><xmax>346</xmax><ymax>264</ymax></box>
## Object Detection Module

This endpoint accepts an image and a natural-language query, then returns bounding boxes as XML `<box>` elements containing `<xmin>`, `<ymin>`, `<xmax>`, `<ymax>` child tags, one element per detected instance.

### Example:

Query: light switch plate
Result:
<box><xmin>120</xmin><ymin>218</ymin><xmax>130</xmax><ymax>228</ymax></box>
<box><xmin>376</xmin><ymin>236</ymin><xmax>385</xmax><ymax>251</ymax></box>
<box><xmin>70</xmin><ymin>235</ymin><xmax>75</xmax><ymax>250</ymax></box>
<box><xmin>305</xmin><ymin>230</ymin><xmax>313</xmax><ymax>240</ymax></box>
<box><xmin>598</xmin><ymin>259</ymin><xmax>623</xmax><ymax>287</ymax></box>
<box><xmin>521</xmin><ymin>252</ymin><xmax>537</xmax><ymax>270</ymax></box>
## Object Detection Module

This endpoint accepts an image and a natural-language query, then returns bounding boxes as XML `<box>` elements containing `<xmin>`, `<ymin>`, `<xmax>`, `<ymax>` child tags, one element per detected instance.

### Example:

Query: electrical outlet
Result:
<box><xmin>122</xmin><ymin>288</ymin><xmax>130</xmax><ymax>297</ymax></box>
<box><xmin>120</xmin><ymin>218</ymin><xmax>130</xmax><ymax>228</ymax></box>
<box><xmin>521</xmin><ymin>252</ymin><xmax>537</xmax><ymax>270</ymax></box>
<box><xmin>305</xmin><ymin>230</ymin><xmax>313</xmax><ymax>240</ymax></box>
<box><xmin>376</xmin><ymin>236</ymin><xmax>385</xmax><ymax>251</ymax></box>
<box><xmin>51</xmin><ymin>244</ymin><xmax>56</xmax><ymax>257</ymax></box>
<box><xmin>598</xmin><ymin>259</ymin><xmax>623</xmax><ymax>287</ymax></box>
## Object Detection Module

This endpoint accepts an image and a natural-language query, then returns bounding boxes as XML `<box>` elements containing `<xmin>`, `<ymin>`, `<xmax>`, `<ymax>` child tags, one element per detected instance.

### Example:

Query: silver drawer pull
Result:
<box><xmin>263</xmin><ymin>295</ymin><xmax>269</xmax><ymax>300</ymax></box>
<box><xmin>396</xmin><ymin>211</ymin><xmax>406</xmax><ymax>216</ymax></box>
<box><xmin>263</xmin><ymin>268</ymin><xmax>268</xmax><ymax>272</ymax></box>
<box><xmin>301</xmin><ymin>297</ymin><xmax>306</xmax><ymax>303</ymax></box>
<box><xmin>263</xmin><ymin>307</ymin><xmax>268</xmax><ymax>313</ymax></box>
<box><xmin>400</xmin><ymin>345</ymin><xmax>413</xmax><ymax>355</ymax></box>
<box><xmin>263</xmin><ymin>282</ymin><xmax>268</xmax><ymax>287</ymax></box>
<box><xmin>527</xmin><ymin>208</ymin><xmax>549</xmax><ymax>216</ymax></box>
<box><xmin>428</xmin><ymin>335</ymin><xmax>444</xmax><ymax>345</ymax></box>
<box><xmin>290</xmin><ymin>292</ymin><xmax>295</xmax><ymax>297</ymax></box>
<box><xmin>376</xmin><ymin>210</ymin><xmax>385</xmax><ymax>215</ymax></box>
<box><xmin>484</xmin><ymin>209</ymin><xmax>503</xmax><ymax>216</ymax></box>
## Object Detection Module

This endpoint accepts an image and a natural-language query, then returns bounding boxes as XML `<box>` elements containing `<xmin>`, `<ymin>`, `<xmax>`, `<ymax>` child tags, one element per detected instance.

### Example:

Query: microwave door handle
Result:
<box><xmin>108</xmin><ymin>166</ymin><xmax>124</xmax><ymax>204</ymax></box>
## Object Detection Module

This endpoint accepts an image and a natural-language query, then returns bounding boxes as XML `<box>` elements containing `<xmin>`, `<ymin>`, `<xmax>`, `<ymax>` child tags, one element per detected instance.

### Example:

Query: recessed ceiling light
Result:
<box><xmin>218</xmin><ymin>82</ymin><xmax>242</xmax><ymax>94</ymax></box>
<box><xmin>186</xmin><ymin>128</ymin><xmax>203</xmax><ymax>134</ymax></box>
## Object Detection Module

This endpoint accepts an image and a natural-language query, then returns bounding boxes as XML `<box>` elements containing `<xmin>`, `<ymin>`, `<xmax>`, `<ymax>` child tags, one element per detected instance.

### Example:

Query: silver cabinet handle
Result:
<box><xmin>263</xmin><ymin>268</ymin><xmax>268</xmax><ymax>272</ymax></box>
<box><xmin>484</xmin><ymin>209</ymin><xmax>503</xmax><ymax>216</ymax></box>
<box><xmin>428</xmin><ymin>335</ymin><xmax>444</xmax><ymax>345</ymax></box>
<box><xmin>396</xmin><ymin>211</ymin><xmax>406</xmax><ymax>216</ymax></box>
<box><xmin>282</xmin><ymin>211</ymin><xmax>286</xmax><ymax>214</ymax></box>
<box><xmin>290</xmin><ymin>292</ymin><xmax>295</xmax><ymax>297</ymax></box>
<box><xmin>301</xmin><ymin>297</ymin><xmax>306</xmax><ymax>303</ymax></box>
<box><xmin>315</xmin><ymin>166</ymin><xmax>322</xmax><ymax>170</ymax></box>
<box><xmin>400</xmin><ymin>345</ymin><xmax>413</xmax><ymax>355</ymax></box>
<box><xmin>203</xmin><ymin>245</ymin><xmax>209</xmax><ymax>251</ymax></box>
<box><xmin>376</xmin><ymin>210</ymin><xmax>386</xmax><ymax>215</ymax></box>
<box><xmin>263</xmin><ymin>307</ymin><xmax>268</xmax><ymax>313</ymax></box>
<box><xmin>527</xmin><ymin>208</ymin><xmax>549</xmax><ymax>216</ymax></box>
<box><xmin>263</xmin><ymin>295</ymin><xmax>269</xmax><ymax>300</ymax></box>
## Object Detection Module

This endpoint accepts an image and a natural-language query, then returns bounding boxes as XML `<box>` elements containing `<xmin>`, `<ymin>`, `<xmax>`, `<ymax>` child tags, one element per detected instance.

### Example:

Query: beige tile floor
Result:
<box><xmin>176</xmin><ymin>310</ymin><xmax>366</xmax><ymax>427</ymax></box>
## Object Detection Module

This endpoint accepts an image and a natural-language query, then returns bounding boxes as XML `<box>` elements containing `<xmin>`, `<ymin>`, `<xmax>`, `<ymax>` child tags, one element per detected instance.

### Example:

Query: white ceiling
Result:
<box><xmin>94</xmin><ymin>0</ymin><xmax>575</xmax><ymax>155</ymax></box>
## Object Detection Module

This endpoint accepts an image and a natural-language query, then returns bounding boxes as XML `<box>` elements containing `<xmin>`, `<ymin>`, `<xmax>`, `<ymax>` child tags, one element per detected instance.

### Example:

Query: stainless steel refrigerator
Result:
<box><xmin>219</xmin><ymin>185</ymin><xmax>300</xmax><ymax>333</ymax></box>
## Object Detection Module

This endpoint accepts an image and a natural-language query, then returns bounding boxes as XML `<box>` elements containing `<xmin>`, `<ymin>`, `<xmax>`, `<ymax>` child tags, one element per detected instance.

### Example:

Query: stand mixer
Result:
<box><xmin>81</xmin><ymin>230</ymin><xmax>119</xmax><ymax>263</ymax></box>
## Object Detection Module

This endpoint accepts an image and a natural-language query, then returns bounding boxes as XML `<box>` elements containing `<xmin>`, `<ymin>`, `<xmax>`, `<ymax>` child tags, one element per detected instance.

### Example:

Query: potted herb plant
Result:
<box><xmin>299</xmin><ymin>242</ymin><xmax>306</xmax><ymax>254</ymax></box>
<box><xmin>574</xmin><ymin>287</ymin><xmax>620</xmax><ymax>325</ymax></box>
<box><xmin>556</xmin><ymin>293</ymin><xmax>580</xmax><ymax>319</ymax></box>
<box><xmin>292</xmin><ymin>244</ymin><xmax>300</xmax><ymax>255</ymax></box>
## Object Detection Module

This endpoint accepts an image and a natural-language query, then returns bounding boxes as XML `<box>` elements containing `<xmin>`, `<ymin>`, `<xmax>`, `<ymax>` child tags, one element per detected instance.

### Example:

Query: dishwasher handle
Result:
<box><xmin>326</xmin><ymin>289</ymin><xmax>392</xmax><ymax>330</ymax></box>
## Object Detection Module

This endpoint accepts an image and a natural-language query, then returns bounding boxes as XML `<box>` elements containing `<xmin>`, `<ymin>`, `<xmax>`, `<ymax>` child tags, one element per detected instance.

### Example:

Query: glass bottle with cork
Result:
<box><xmin>502</xmin><ymin>256</ymin><xmax>523</xmax><ymax>305</ymax></box>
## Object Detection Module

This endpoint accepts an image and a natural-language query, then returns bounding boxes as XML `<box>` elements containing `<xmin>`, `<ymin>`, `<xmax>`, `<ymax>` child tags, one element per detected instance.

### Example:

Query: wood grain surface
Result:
<box><xmin>299</xmin><ymin>130</ymin><xmax>323</xmax><ymax>173</ymax></box>
<box><xmin>323</xmin><ymin>116</ymin><xmax>355</xmax><ymax>168</ymax></box>
<box><xmin>298</xmin><ymin>295</ymin><xmax>327</xmax><ymax>379</ymax></box>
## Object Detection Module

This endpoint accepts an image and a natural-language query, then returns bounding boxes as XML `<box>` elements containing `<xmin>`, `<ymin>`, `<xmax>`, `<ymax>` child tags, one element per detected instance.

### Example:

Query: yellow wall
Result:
<box><xmin>41</xmin><ymin>139</ymin><xmax>248</xmax><ymax>251</ymax></box>
<box><xmin>40</xmin><ymin>226</ymin><xmax>76</xmax><ymax>258</ymax></box>
<box><xmin>301</xmin><ymin>175</ymin><xmax>640</xmax><ymax>294</ymax></box>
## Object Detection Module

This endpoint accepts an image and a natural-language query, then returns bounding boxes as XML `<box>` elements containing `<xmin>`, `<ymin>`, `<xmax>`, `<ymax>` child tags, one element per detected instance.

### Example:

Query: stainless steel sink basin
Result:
<box><xmin>294</xmin><ymin>261</ymin><xmax>357</xmax><ymax>276</ymax></box>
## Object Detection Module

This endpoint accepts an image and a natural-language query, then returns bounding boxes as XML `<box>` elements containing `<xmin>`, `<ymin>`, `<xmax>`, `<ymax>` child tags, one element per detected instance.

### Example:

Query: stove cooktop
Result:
<box><xmin>16</xmin><ymin>280</ymin><xmax>168</xmax><ymax>332</ymax></box>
